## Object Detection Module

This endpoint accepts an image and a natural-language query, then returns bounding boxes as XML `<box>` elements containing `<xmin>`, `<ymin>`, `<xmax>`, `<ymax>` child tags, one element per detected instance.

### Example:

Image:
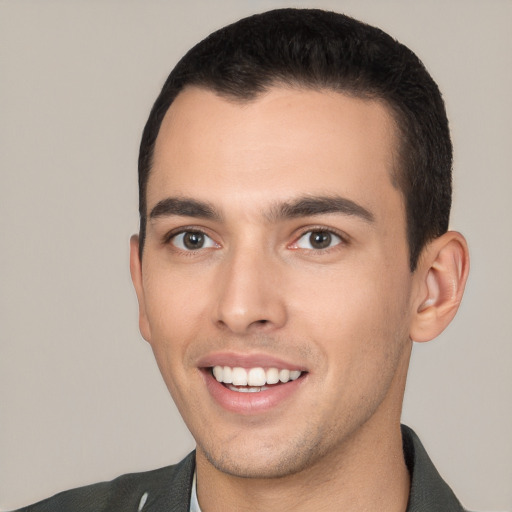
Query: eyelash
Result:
<box><xmin>289</xmin><ymin>227</ymin><xmax>349</xmax><ymax>252</ymax></box>
<box><xmin>163</xmin><ymin>227</ymin><xmax>218</xmax><ymax>251</ymax></box>
<box><xmin>163</xmin><ymin>226</ymin><xmax>349</xmax><ymax>253</ymax></box>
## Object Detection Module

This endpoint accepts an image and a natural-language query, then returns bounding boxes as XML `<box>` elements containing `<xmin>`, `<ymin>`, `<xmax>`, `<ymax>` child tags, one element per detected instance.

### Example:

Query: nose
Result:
<box><xmin>214</xmin><ymin>245</ymin><xmax>287</xmax><ymax>335</ymax></box>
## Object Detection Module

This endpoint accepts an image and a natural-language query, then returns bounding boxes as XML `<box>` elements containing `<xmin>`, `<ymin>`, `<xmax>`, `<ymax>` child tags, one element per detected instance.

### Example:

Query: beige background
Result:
<box><xmin>1</xmin><ymin>1</ymin><xmax>511</xmax><ymax>510</ymax></box>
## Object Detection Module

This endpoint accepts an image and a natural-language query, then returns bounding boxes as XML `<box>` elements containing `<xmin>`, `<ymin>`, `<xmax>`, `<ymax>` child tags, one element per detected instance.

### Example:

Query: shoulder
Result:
<box><xmin>402</xmin><ymin>425</ymin><xmax>472</xmax><ymax>512</ymax></box>
<box><xmin>10</xmin><ymin>452</ymin><xmax>195</xmax><ymax>512</ymax></box>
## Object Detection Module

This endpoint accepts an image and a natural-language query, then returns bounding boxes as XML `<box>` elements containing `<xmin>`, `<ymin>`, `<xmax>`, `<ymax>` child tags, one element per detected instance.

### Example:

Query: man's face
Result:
<box><xmin>131</xmin><ymin>86</ymin><xmax>418</xmax><ymax>478</ymax></box>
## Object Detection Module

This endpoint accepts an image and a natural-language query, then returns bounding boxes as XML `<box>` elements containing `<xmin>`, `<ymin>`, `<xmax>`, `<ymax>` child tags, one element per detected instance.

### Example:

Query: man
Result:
<box><xmin>12</xmin><ymin>8</ymin><xmax>470</xmax><ymax>512</ymax></box>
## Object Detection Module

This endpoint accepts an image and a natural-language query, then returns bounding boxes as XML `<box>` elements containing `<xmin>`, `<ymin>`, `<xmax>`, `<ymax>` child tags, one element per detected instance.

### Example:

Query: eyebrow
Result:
<box><xmin>268</xmin><ymin>195</ymin><xmax>375</xmax><ymax>223</ymax></box>
<box><xmin>149</xmin><ymin>197</ymin><xmax>221</xmax><ymax>221</ymax></box>
<box><xmin>148</xmin><ymin>195</ymin><xmax>374</xmax><ymax>224</ymax></box>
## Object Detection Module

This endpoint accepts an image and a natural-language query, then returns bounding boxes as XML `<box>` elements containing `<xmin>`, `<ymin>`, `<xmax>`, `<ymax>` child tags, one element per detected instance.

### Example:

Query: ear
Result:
<box><xmin>410</xmin><ymin>231</ymin><xmax>469</xmax><ymax>343</ymax></box>
<box><xmin>129</xmin><ymin>234</ymin><xmax>152</xmax><ymax>342</ymax></box>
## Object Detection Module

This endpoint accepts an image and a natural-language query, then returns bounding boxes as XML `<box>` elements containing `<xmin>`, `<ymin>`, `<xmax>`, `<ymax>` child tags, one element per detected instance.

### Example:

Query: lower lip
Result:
<box><xmin>202</xmin><ymin>370</ymin><xmax>305</xmax><ymax>414</ymax></box>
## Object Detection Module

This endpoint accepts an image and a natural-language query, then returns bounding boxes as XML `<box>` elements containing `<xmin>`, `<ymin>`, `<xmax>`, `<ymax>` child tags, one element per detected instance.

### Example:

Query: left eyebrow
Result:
<box><xmin>266</xmin><ymin>195</ymin><xmax>375</xmax><ymax>223</ymax></box>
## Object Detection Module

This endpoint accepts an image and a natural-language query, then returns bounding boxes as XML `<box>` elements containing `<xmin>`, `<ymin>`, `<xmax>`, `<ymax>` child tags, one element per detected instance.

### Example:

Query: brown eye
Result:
<box><xmin>294</xmin><ymin>230</ymin><xmax>342</xmax><ymax>250</ymax></box>
<box><xmin>309</xmin><ymin>231</ymin><xmax>332</xmax><ymax>249</ymax></box>
<box><xmin>183</xmin><ymin>232</ymin><xmax>204</xmax><ymax>249</ymax></box>
<box><xmin>171</xmin><ymin>231</ymin><xmax>217</xmax><ymax>251</ymax></box>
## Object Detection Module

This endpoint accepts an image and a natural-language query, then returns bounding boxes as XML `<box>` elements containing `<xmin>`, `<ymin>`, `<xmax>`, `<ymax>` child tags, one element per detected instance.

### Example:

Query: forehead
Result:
<box><xmin>149</xmin><ymin>86</ymin><xmax>401</xmax><ymax>219</ymax></box>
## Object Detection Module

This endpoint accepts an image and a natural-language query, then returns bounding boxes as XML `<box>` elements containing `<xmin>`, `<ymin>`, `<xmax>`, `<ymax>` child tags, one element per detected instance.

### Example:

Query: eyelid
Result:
<box><xmin>162</xmin><ymin>226</ymin><xmax>220</xmax><ymax>250</ymax></box>
<box><xmin>288</xmin><ymin>226</ymin><xmax>349</xmax><ymax>250</ymax></box>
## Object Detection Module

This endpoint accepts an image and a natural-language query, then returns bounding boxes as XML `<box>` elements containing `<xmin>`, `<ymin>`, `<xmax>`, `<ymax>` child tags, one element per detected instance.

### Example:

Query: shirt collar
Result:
<box><xmin>189</xmin><ymin>469</ymin><xmax>201</xmax><ymax>512</ymax></box>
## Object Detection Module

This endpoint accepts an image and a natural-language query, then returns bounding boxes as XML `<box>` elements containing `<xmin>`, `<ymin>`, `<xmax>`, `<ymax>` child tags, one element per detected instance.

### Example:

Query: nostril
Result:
<box><xmin>251</xmin><ymin>319</ymin><xmax>271</xmax><ymax>328</ymax></box>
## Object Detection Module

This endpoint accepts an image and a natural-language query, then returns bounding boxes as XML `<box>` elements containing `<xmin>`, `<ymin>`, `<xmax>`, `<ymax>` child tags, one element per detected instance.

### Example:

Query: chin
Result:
<box><xmin>197</xmin><ymin>428</ymin><xmax>334</xmax><ymax>480</ymax></box>
<box><xmin>204</xmin><ymin>449</ymin><xmax>306</xmax><ymax>479</ymax></box>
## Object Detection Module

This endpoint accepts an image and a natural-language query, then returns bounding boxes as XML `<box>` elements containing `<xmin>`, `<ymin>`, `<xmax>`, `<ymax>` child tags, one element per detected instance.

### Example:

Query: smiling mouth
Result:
<box><xmin>210</xmin><ymin>365</ymin><xmax>305</xmax><ymax>393</ymax></box>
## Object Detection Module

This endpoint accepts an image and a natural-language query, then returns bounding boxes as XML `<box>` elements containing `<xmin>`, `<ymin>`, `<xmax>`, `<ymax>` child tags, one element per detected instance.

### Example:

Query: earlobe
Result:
<box><xmin>410</xmin><ymin>231</ymin><xmax>469</xmax><ymax>343</ymax></box>
<box><xmin>129</xmin><ymin>234</ymin><xmax>152</xmax><ymax>342</ymax></box>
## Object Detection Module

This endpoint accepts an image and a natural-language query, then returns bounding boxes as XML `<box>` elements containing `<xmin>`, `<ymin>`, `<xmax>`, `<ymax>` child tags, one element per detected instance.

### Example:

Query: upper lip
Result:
<box><xmin>196</xmin><ymin>352</ymin><xmax>307</xmax><ymax>371</ymax></box>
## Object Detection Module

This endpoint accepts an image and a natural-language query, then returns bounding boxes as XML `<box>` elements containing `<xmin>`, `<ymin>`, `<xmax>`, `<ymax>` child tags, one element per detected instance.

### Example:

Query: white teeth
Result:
<box><xmin>212</xmin><ymin>365</ymin><xmax>303</xmax><ymax>387</ymax></box>
<box><xmin>212</xmin><ymin>366</ymin><xmax>223</xmax><ymax>381</ymax></box>
<box><xmin>228</xmin><ymin>385</ymin><xmax>268</xmax><ymax>393</ymax></box>
<box><xmin>223</xmin><ymin>366</ymin><xmax>233</xmax><ymax>384</ymax></box>
<box><xmin>266</xmin><ymin>367</ymin><xmax>280</xmax><ymax>385</ymax></box>
<box><xmin>290</xmin><ymin>370</ymin><xmax>301</xmax><ymax>381</ymax></box>
<box><xmin>279</xmin><ymin>369</ymin><xmax>290</xmax><ymax>383</ymax></box>
<box><xmin>248</xmin><ymin>367</ymin><xmax>266</xmax><ymax>387</ymax></box>
<box><xmin>232</xmin><ymin>367</ymin><xmax>248</xmax><ymax>386</ymax></box>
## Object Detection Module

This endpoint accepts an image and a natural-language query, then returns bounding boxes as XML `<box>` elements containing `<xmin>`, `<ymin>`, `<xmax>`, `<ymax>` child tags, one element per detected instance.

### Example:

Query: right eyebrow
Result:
<box><xmin>149</xmin><ymin>197</ymin><xmax>221</xmax><ymax>221</ymax></box>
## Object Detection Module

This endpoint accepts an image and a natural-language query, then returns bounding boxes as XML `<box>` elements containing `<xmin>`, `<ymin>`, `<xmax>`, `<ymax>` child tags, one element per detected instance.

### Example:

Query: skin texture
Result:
<box><xmin>130</xmin><ymin>86</ymin><xmax>469</xmax><ymax>511</ymax></box>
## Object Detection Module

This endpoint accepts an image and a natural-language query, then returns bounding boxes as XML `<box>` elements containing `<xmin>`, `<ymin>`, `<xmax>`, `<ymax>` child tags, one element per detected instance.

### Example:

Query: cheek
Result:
<box><xmin>141</xmin><ymin>269</ymin><xmax>208</xmax><ymax>414</ymax></box>
<box><xmin>290</xmin><ymin>262</ymin><xmax>411</xmax><ymax>366</ymax></box>
<box><xmin>144</xmin><ymin>260</ymin><xmax>209</xmax><ymax>329</ymax></box>
<box><xmin>141</xmin><ymin>264</ymin><xmax>212</xmax><ymax>377</ymax></box>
